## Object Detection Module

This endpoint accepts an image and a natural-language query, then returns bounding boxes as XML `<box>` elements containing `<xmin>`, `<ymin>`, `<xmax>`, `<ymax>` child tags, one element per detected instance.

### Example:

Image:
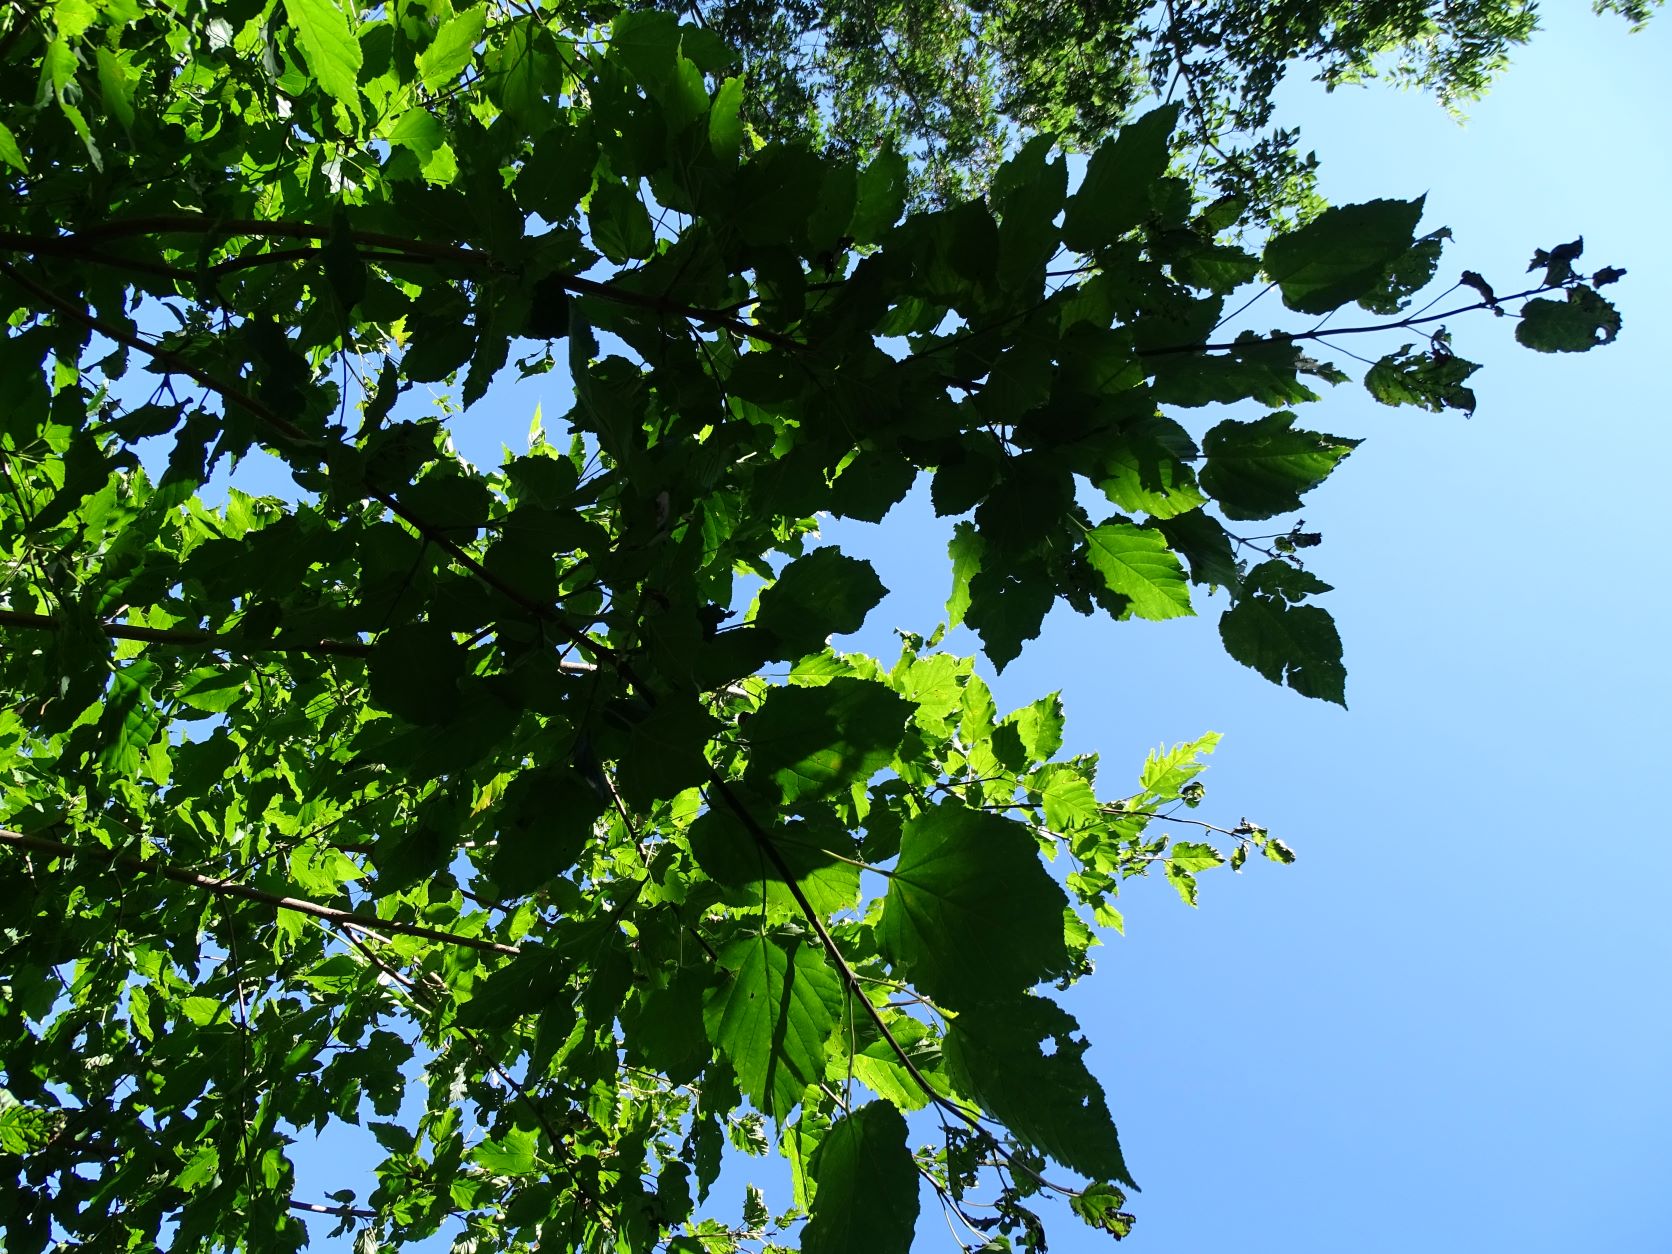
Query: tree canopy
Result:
<box><xmin>0</xmin><ymin>2</ymin><xmax>1633</xmax><ymax>1253</ymax></box>
<box><xmin>670</xmin><ymin>0</ymin><xmax>1657</xmax><ymax>210</ymax></box>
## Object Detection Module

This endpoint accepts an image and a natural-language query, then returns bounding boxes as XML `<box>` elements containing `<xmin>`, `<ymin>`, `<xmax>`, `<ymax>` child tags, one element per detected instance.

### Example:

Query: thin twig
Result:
<box><xmin>0</xmin><ymin>828</ymin><xmax>522</xmax><ymax>956</ymax></box>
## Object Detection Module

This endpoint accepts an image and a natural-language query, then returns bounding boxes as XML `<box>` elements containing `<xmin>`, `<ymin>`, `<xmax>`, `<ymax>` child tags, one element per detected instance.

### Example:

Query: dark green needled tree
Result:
<box><xmin>0</xmin><ymin>1</ymin><xmax>1636</xmax><ymax>1252</ymax></box>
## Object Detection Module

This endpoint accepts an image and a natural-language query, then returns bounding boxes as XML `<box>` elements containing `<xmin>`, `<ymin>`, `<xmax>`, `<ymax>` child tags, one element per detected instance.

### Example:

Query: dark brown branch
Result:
<box><xmin>0</xmin><ymin>607</ymin><xmax>373</xmax><ymax>657</ymax></box>
<box><xmin>0</xmin><ymin>216</ymin><xmax>806</xmax><ymax>351</ymax></box>
<box><xmin>289</xmin><ymin>1199</ymin><xmax>378</xmax><ymax>1220</ymax></box>
<box><xmin>1140</xmin><ymin>281</ymin><xmax>1567</xmax><ymax>357</ymax></box>
<box><xmin>0</xmin><ymin>828</ymin><xmax>522</xmax><ymax>957</ymax></box>
<box><xmin>0</xmin><ymin>606</ymin><xmax>598</xmax><ymax>671</ymax></box>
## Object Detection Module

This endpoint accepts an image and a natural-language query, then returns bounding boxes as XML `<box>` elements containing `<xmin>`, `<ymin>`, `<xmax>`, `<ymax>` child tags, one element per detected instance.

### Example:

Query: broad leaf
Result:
<box><xmin>1263</xmin><ymin>198</ymin><xmax>1425</xmax><ymax>313</ymax></box>
<box><xmin>1200</xmin><ymin>412</ymin><xmax>1360</xmax><ymax>520</ymax></box>
<box><xmin>801</xmin><ymin>1102</ymin><xmax>919</xmax><ymax>1254</ymax></box>
<box><xmin>283</xmin><ymin>0</ymin><xmax>362</xmax><ymax>119</ymax></box>
<box><xmin>1219</xmin><ymin>560</ymin><xmax>1348</xmax><ymax>705</ymax></box>
<box><xmin>1083</xmin><ymin>523</ymin><xmax>1193</xmax><ymax>620</ymax></box>
<box><xmin>878</xmin><ymin>802</ymin><xmax>1069</xmax><ymax>1008</ymax></box>
<box><xmin>943</xmin><ymin>994</ymin><xmax>1135</xmax><ymax>1186</ymax></box>
<box><xmin>756</xmin><ymin>547</ymin><xmax>887</xmax><ymax>657</ymax></box>
<box><xmin>418</xmin><ymin>5</ymin><xmax>488</xmax><ymax>91</ymax></box>
<box><xmin>1062</xmin><ymin>104</ymin><xmax>1180</xmax><ymax>250</ymax></box>
<box><xmin>703</xmin><ymin>934</ymin><xmax>842</xmax><ymax>1119</ymax></box>
<box><xmin>743</xmin><ymin>677</ymin><xmax>909</xmax><ymax>804</ymax></box>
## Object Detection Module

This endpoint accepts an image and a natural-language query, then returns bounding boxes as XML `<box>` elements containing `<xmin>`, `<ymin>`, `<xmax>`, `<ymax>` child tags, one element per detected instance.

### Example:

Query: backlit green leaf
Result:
<box><xmin>744</xmin><ymin>678</ymin><xmax>909</xmax><ymax>804</ymax></box>
<box><xmin>756</xmin><ymin>548</ymin><xmax>887</xmax><ymax>656</ymax></box>
<box><xmin>1062</xmin><ymin>103</ymin><xmax>1180</xmax><ymax>250</ymax></box>
<box><xmin>1083</xmin><ymin>523</ymin><xmax>1193</xmax><ymax>620</ymax></box>
<box><xmin>1220</xmin><ymin>561</ymin><xmax>1348</xmax><ymax>704</ymax></box>
<box><xmin>704</xmin><ymin>934</ymin><xmax>841</xmax><ymax>1119</ymax></box>
<box><xmin>418</xmin><ymin>5</ymin><xmax>487</xmax><ymax>91</ymax></box>
<box><xmin>284</xmin><ymin>0</ymin><xmax>363</xmax><ymax>118</ymax></box>
<box><xmin>878</xmin><ymin>802</ymin><xmax>1069</xmax><ymax>1008</ymax></box>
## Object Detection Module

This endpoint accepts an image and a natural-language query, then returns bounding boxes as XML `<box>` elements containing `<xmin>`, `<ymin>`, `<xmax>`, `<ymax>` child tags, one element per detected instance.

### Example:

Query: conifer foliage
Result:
<box><xmin>0</xmin><ymin>2</ymin><xmax>1623</xmax><ymax>1251</ymax></box>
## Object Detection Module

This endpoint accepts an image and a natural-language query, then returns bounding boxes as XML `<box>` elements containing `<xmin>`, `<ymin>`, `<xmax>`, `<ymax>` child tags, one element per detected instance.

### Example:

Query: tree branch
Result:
<box><xmin>289</xmin><ymin>1199</ymin><xmax>378</xmax><ymax>1220</ymax></box>
<box><xmin>0</xmin><ymin>606</ymin><xmax>598</xmax><ymax>670</ymax></box>
<box><xmin>0</xmin><ymin>217</ymin><xmax>807</xmax><ymax>351</ymax></box>
<box><xmin>0</xmin><ymin>828</ymin><xmax>522</xmax><ymax>957</ymax></box>
<box><xmin>0</xmin><ymin>606</ymin><xmax>372</xmax><ymax>657</ymax></box>
<box><xmin>1140</xmin><ymin>281</ymin><xmax>1567</xmax><ymax>357</ymax></box>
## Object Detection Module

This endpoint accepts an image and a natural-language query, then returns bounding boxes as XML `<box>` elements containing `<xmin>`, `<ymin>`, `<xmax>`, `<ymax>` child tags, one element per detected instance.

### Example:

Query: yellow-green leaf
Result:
<box><xmin>284</xmin><ymin>0</ymin><xmax>363</xmax><ymax>119</ymax></box>
<box><xmin>0</xmin><ymin>119</ymin><xmax>25</xmax><ymax>172</ymax></box>
<box><xmin>419</xmin><ymin>4</ymin><xmax>487</xmax><ymax>92</ymax></box>
<box><xmin>1083</xmin><ymin>523</ymin><xmax>1193</xmax><ymax>621</ymax></box>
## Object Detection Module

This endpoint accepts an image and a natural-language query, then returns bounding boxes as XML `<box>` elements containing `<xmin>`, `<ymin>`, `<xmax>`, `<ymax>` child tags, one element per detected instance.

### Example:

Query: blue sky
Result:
<box><xmin>274</xmin><ymin>6</ymin><xmax>1672</xmax><ymax>1250</ymax></box>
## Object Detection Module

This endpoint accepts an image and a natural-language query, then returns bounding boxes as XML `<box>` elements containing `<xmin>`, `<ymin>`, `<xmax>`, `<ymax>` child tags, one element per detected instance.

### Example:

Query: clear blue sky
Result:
<box><xmin>288</xmin><ymin>7</ymin><xmax>1672</xmax><ymax>1249</ymax></box>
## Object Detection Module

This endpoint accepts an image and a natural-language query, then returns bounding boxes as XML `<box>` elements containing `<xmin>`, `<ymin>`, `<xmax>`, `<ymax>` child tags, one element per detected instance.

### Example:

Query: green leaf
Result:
<box><xmin>1149</xmin><ymin>335</ymin><xmax>1322</xmax><ymax>409</ymax></box>
<box><xmin>1219</xmin><ymin>561</ymin><xmax>1348</xmax><ymax>705</ymax></box>
<box><xmin>623</xmin><ymin>966</ymin><xmax>712</xmax><ymax>1085</ymax></box>
<box><xmin>179</xmin><ymin>996</ymin><xmax>230</xmax><ymax>1027</ymax></box>
<box><xmin>946</xmin><ymin>521</ymin><xmax>982</xmax><ymax>627</ymax></box>
<box><xmin>1154</xmin><ymin>510</ymin><xmax>1240</xmax><ymax>588</ymax></box>
<box><xmin>1083</xmin><ymin>523</ymin><xmax>1193</xmax><ymax>620</ymax></box>
<box><xmin>1096</xmin><ymin>416</ymin><xmax>1206</xmax><ymax>519</ymax></box>
<box><xmin>709</xmin><ymin>76</ymin><xmax>745</xmax><ymax>161</ymax></box>
<box><xmin>801</xmin><ymin>1102</ymin><xmax>919</xmax><ymax>1254</ymax></box>
<box><xmin>615</xmin><ymin>695</ymin><xmax>720</xmax><ymax>810</ymax></box>
<box><xmin>878</xmin><ymin>802</ymin><xmax>1069</xmax><ymax>1009</ymax></box>
<box><xmin>1263</xmin><ymin>197</ymin><xmax>1425</xmax><ymax>313</ymax></box>
<box><xmin>744</xmin><ymin>678</ymin><xmax>909</xmax><ymax>804</ymax></box>
<box><xmin>418</xmin><ymin>4</ymin><xmax>487</xmax><ymax>91</ymax></box>
<box><xmin>703</xmin><ymin>934</ymin><xmax>841</xmax><ymax>1119</ymax></box>
<box><xmin>1364</xmin><ymin>345</ymin><xmax>1480</xmax><ymax>413</ymax></box>
<box><xmin>844</xmin><ymin>1016</ymin><xmax>938</xmax><ymax>1111</ymax></box>
<box><xmin>472</xmin><ymin>1126</ymin><xmax>538</xmax><ymax>1176</ymax></box>
<box><xmin>493</xmin><ymin>20</ymin><xmax>544</xmax><ymax>120</ymax></box>
<box><xmin>851</xmin><ymin>147</ymin><xmax>907</xmax><ymax>244</ymax></box>
<box><xmin>1169</xmin><ymin>841</ymin><xmax>1224</xmax><ymax>873</ymax></box>
<box><xmin>283</xmin><ymin>0</ymin><xmax>363</xmax><ymax>119</ymax></box>
<box><xmin>1071</xmin><ymin>1183</ymin><xmax>1136</xmax><ymax>1240</ymax></box>
<box><xmin>1200</xmin><ymin>412</ymin><xmax>1360</xmax><ymax>521</ymax></box>
<box><xmin>943</xmin><ymin>994</ymin><xmax>1135</xmax><ymax>1185</ymax></box>
<box><xmin>0</xmin><ymin>118</ymin><xmax>24</xmax><ymax>172</ymax></box>
<box><xmin>1138</xmin><ymin>731</ymin><xmax>1221</xmax><ymax>803</ymax></box>
<box><xmin>173</xmin><ymin>1144</ymin><xmax>220</xmax><ymax>1191</ymax></box>
<box><xmin>1062</xmin><ymin>103</ymin><xmax>1181</xmax><ymax>250</ymax></box>
<box><xmin>490</xmin><ymin>767</ymin><xmax>607</xmax><ymax>893</ymax></box>
<box><xmin>98</xmin><ymin>664</ymin><xmax>161</xmax><ymax>777</ymax></box>
<box><xmin>1003</xmin><ymin>693</ymin><xmax>1064</xmax><ymax>765</ymax></box>
<box><xmin>95</xmin><ymin>48</ymin><xmax>135</xmax><ymax>132</ymax></box>
<box><xmin>590</xmin><ymin>176</ymin><xmax>656</xmax><ymax>263</ymax></box>
<box><xmin>965</xmin><ymin>563</ymin><xmax>1054</xmax><ymax>673</ymax></box>
<box><xmin>1515</xmin><ymin>287</ymin><xmax>1622</xmax><ymax>352</ymax></box>
<box><xmin>369</xmin><ymin>622</ymin><xmax>469</xmax><ymax>723</ymax></box>
<box><xmin>1032</xmin><ymin>762</ymin><xmax>1100</xmax><ymax>831</ymax></box>
<box><xmin>756</xmin><ymin>548</ymin><xmax>887</xmax><ymax>657</ymax></box>
<box><xmin>175</xmin><ymin>667</ymin><xmax>246</xmax><ymax>714</ymax></box>
<box><xmin>686</xmin><ymin>805</ymin><xmax>861</xmax><ymax>918</ymax></box>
